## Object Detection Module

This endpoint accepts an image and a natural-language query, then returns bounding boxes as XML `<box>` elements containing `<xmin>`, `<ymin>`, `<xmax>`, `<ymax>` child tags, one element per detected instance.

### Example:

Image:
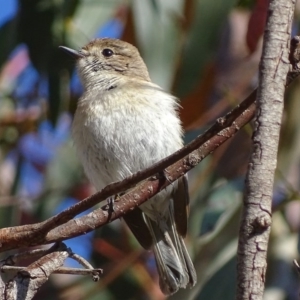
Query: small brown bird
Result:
<box><xmin>60</xmin><ymin>38</ymin><xmax>197</xmax><ymax>295</ymax></box>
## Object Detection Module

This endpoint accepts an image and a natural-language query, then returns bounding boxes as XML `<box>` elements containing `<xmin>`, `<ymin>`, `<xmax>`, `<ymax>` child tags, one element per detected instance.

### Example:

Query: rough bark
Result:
<box><xmin>236</xmin><ymin>1</ymin><xmax>296</xmax><ymax>299</ymax></box>
<box><xmin>4</xmin><ymin>244</ymin><xmax>69</xmax><ymax>300</ymax></box>
<box><xmin>1</xmin><ymin>243</ymin><xmax>102</xmax><ymax>299</ymax></box>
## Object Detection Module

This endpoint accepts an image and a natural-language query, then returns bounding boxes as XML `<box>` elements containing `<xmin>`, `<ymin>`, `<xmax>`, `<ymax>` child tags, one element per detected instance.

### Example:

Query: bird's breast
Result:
<box><xmin>72</xmin><ymin>87</ymin><xmax>182</xmax><ymax>191</ymax></box>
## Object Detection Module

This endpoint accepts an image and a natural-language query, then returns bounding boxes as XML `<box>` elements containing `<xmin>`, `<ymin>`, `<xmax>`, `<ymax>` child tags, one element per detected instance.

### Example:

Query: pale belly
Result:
<box><xmin>72</xmin><ymin>93</ymin><xmax>182</xmax><ymax>219</ymax></box>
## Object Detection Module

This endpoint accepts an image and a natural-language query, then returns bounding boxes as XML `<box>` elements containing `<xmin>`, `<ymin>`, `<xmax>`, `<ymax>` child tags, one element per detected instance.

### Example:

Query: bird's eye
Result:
<box><xmin>102</xmin><ymin>48</ymin><xmax>114</xmax><ymax>57</ymax></box>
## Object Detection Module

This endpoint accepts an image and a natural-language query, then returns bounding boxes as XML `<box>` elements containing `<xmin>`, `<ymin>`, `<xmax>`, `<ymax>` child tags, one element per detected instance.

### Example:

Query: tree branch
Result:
<box><xmin>1</xmin><ymin>266</ymin><xmax>102</xmax><ymax>278</ymax></box>
<box><xmin>3</xmin><ymin>243</ymin><xmax>69</xmax><ymax>300</ymax></box>
<box><xmin>1</xmin><ymin>243</ymin><xmax>102</xmax><ymax>299</ymax></box>
<box><xmin>236</xmin><ymin>1</ymin><xmax>296</xmax><ymax>299</ymax></box>
<box><xmin>0</xmin><ymin>90</ymin><xmax>257</xmax><ymax>251</ymax></box>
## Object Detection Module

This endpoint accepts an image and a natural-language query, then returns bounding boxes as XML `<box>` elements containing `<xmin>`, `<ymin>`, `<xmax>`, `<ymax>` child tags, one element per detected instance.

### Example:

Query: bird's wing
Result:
<box><xmin>123</xmin><ymin>207</ymin><xmax>153</xmax><ymax>249</ymax></box>
<box><xmin>173</xmin><ymin>174</ymin><xmax>190</xmax><ymax>237</ymax></box>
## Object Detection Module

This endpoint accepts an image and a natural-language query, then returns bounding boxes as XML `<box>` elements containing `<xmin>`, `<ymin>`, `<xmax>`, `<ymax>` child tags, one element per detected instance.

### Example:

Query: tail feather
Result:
<box><xmin>144</xmin><ymin>210</ymin><xmax>196</xmax><ymax>295</ymax></box>
<box><xmin>179</xmin><ymin>237</ymin><xmax>197</xmax><ymax>287</ymax></box>
<box><xmin>169</xmin><ymin>201</ymin><xmax>197</xmax><ymax>287</ymax></box>
<box><xmin>125</xmin><ymin>174</ymin><xmax>197</xmax><ymax>295</ymax></box>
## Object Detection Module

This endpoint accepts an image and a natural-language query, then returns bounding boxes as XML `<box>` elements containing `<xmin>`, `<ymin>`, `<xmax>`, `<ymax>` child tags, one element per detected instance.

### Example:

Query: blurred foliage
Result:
<box><xmin>0</xmin><ymin>0</ymin><xmax>300</xmax><ymax>299</ymax></box>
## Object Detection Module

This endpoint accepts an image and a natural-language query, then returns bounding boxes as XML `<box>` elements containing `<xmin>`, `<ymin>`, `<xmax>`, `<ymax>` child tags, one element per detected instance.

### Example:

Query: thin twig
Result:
<box><xmin>1</xmin><ymin>243</ymin><xmax>102</xmax><ymax>283</ymax></box>
<box><xmin>68</xmin><ymin>251</ymin><xmax>102</xmax><ymax>281</ymax></box>
<box><xmin>1</xmin><ymin>266</ymin><xmax>102</xmax><ymax>279</ymax></box>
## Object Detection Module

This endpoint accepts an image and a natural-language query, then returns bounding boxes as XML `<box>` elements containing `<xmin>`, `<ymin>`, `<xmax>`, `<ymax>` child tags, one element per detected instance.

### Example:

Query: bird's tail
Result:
<box><xmin>144</xmin><ymin>209</ymin><xmax>197</xmax><ymax>295</ymax></box>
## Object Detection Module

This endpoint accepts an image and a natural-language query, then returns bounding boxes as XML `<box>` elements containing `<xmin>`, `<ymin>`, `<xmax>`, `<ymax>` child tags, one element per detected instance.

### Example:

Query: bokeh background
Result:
<box><xmin>1</xmin><ymin>0</ymin><xmax>300</xmax><ymax>299</ymax></box>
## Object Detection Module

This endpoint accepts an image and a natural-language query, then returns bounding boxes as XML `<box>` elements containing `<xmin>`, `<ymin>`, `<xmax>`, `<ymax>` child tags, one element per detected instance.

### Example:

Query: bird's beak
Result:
<box><xmin>59</xmin><ymin>46</ymin><xmax>85</xmax><ymax>59</ymax></box>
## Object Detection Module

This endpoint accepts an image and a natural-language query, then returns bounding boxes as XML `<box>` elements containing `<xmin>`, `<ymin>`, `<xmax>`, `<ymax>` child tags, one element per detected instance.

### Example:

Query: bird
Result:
<box><xmin>59</xmin><ymin>38</ymin><xmax>197</xmax><ymax>295</ymax></box>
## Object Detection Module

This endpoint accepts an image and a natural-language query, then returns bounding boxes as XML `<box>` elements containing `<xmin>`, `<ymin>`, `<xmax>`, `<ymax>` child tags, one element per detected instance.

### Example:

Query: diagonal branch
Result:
<box><xmin>0</xmin><ymin>90</ymin><xmax>257</xmax><ymax>251</ymax></box>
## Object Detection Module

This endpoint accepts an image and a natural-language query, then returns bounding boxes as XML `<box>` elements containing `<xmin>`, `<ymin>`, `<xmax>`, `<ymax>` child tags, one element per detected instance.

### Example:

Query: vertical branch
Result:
<box><xmin>236</xmin><ymin>0</ymin><xmax>296</xmax><ymax>299</ymax></box>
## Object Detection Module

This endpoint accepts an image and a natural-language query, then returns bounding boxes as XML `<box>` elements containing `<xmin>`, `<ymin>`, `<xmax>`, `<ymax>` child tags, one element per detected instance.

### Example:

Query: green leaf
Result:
<box><xmin>132</xmin><ymin>0</ymin><xmax>183</xmax><ymax>90</ymax></box>
<box><xmin>175</xmin><ymin>0</ymin><xmax>237</xmax><ymax>97</ymax></box>
<box><xmin>170</xmin><ymin>201</ymin><xmax>241</xmax><ymax>299</ymax></box>
<box><xmin>196</xmin><ymin>256</ymin><xmax>236</xmax><ymax>300</ymax></box>
<box><xmin>66</xmin><ymin>0</ymin><xmax>122</xmax><ymax>48</ymax></box>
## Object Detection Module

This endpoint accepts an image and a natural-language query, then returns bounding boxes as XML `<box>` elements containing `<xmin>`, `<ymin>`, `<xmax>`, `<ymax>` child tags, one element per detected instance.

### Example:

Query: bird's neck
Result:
<box><xmin>80</xmin><ymin>72</ymin><xmax>124</xmax><ymax>92</ymax></box>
